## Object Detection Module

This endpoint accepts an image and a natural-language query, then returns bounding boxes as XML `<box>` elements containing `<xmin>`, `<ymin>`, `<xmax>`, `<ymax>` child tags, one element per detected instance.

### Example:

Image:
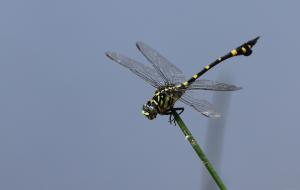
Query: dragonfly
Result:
<box><xmin>106</xmin><ymin>37</ymin><xmax>259</xmax><ymax>123</ymax></box>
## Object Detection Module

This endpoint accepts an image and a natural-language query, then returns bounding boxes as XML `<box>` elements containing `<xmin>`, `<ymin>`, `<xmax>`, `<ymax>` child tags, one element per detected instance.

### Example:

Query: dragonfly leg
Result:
<box><xmin>173</xmin><ymin>107</ymin><xmax>184</xmax><ymax>115</ymax></box>
<box><xmin>168</xmin><ymin>107</ymin><xmax>184</xmax><ymax>125</ymax></box>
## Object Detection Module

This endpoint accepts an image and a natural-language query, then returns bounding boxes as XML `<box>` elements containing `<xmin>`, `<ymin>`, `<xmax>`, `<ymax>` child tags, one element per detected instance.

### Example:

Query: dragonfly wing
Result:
<box><xmin>106</xmin><ymin>52</ymin><xmax>164</xmax><ymax>88</ymax></box>
<box><xmin>178</xmin><ymin>92</ymin><xmax>221</xmax><ymax>118</ymax></box>
<box><xmin>188</xmin><ymin>79</ymin><xmax>242</xmax><ymax>91</ymax></box>
<box><xmin>136</xmin><ymin>41</ymin><xmax>186</xmax><ymax>85</ymax></box>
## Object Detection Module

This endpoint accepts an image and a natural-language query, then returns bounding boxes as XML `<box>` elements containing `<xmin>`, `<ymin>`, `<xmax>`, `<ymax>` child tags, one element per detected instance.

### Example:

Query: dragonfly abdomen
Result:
<box><xmin>176</xmin><ymin>36</ymin><xmax>260</xmax><ymax>90</ymax></box>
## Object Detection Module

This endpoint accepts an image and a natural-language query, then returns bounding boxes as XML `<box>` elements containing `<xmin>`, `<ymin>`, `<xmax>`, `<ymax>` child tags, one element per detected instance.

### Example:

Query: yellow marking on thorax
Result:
<box><xmin>164</xmin><ymin>96</ymin><xmax>170</xmax><ymax>108</ymax></box>
<box><xmin>231</xmin><ymin>49</ymin><xmax>238</xmax><ymax>56</ymax></box>
<box><xmin>151</xmin><ymin>99</ymin><xmax>158</xmax><ymax>106</ymax></box>
<box><xmin>160</xmin><ymin>97</ymin><xmax>164</xmax><ymax>106</ymax></box>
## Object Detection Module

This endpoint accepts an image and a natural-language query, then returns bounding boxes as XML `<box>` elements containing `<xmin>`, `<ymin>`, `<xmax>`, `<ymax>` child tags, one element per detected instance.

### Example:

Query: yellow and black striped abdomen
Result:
<box><xmin>177</xmin><ymin>36</ymin><xmax>260</xmax><ymax>89</ymax></box>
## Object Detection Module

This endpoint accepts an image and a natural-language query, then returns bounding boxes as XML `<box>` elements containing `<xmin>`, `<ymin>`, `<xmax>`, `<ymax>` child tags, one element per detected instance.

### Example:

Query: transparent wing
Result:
<box><xmin>136</xmin><ymin>41</ymin><xmax>186</xmax><ymax>85</ymax></box>
<box><xmin>178</xmin><ymin>92</ymin><xmax>221</xmax><ymax>118</ymax></box>
<box><xmin>188</xmin><ymin>79</ymin><xmax>242</xmax><ymax>91</ymax></box>
<box><xmin>106</xmin><ymin>51</ymin><xmax>165</xmax><ymax>88</ymax></box>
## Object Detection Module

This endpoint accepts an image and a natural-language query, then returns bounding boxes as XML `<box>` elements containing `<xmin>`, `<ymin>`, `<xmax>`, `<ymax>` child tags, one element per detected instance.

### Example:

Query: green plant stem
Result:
<box><xmin>172</xmin><ymin>110</ymin><xmax>227</xmax><ymax>190</ymax></box>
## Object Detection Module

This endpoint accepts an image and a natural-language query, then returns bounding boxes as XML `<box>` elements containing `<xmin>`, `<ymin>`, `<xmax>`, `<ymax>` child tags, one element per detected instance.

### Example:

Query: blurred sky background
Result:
<box><xmin>0</xmin><ymin>0</ymin><xmax>299</xmax><ymax>190</ymax></box>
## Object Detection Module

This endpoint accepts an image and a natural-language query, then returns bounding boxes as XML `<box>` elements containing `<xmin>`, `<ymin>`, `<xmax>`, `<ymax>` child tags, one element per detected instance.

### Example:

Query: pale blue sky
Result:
<box><xmin>0</xmin><ymin>0</ymin><xmax>299</xmax><ymax>190</ymax></box>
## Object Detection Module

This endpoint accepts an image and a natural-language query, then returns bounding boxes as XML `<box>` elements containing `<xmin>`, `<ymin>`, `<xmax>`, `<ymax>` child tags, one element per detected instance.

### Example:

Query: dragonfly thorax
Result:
<box><xmin>142</xmin><ymin>86</ymin><xmax>184</xmax><ymax>120</ymax></box>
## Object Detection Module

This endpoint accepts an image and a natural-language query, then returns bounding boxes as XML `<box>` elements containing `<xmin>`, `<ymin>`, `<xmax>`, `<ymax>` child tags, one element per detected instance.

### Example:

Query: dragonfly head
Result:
<box><xmin>142</xmin><ymin>101</ymin><xmax>157</xmax><ymax>120</ymax></box>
